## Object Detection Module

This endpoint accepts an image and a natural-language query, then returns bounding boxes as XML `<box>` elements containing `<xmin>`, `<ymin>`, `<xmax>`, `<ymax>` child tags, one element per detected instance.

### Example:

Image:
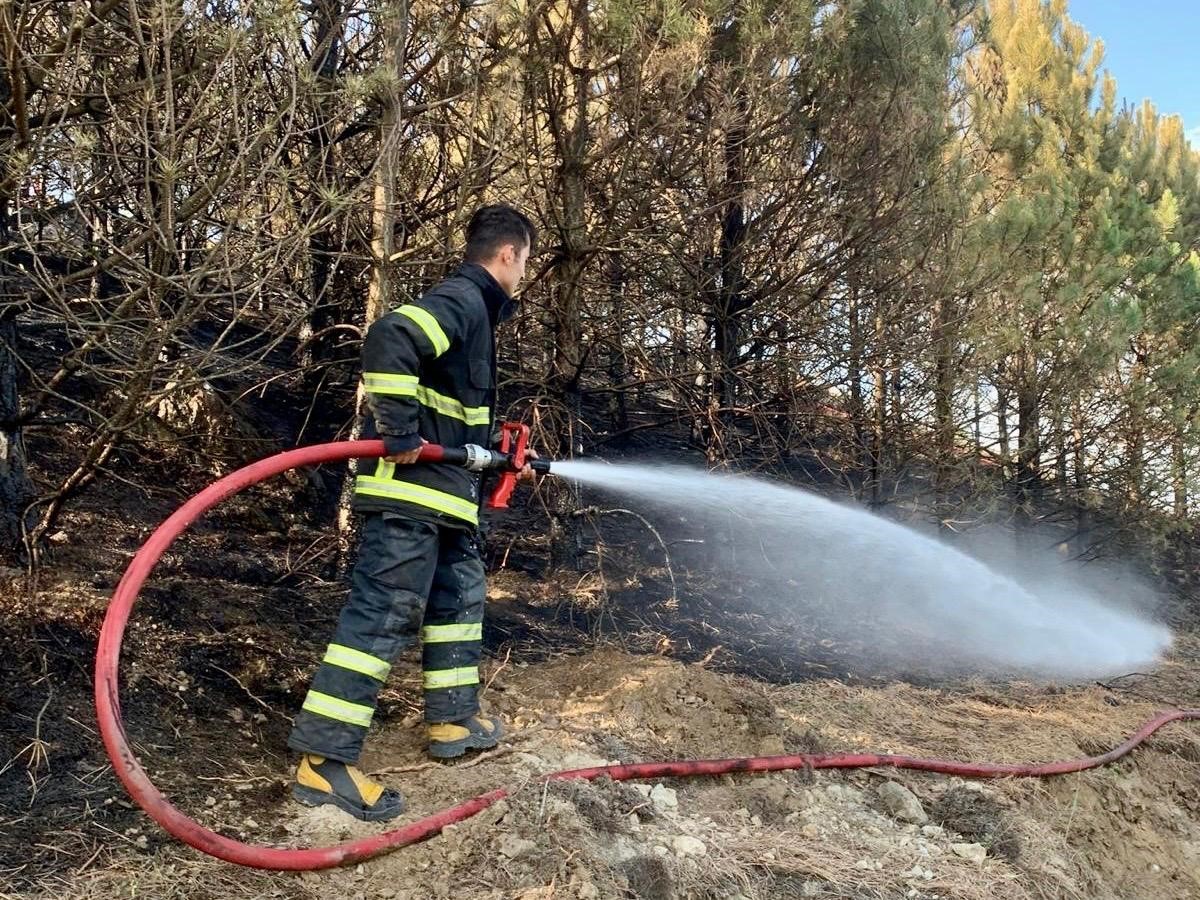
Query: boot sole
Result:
<box><xmin>291</xmin><ymin>784</ymin><xmax>405</xmax><ymax>822</ymax></box>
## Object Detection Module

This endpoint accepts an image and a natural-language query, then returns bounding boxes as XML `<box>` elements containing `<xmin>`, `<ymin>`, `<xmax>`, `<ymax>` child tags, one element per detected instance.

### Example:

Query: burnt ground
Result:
<box><xmin>3</xmin><ymin>400</ymin><xmax>1199</xmax><ymax>895</ymax></box>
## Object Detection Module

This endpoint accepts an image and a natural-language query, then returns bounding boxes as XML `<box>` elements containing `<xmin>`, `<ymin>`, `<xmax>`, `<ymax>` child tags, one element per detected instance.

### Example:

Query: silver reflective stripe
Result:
<box><xmin>422</xmin><ymin>623</ymin><xmax>483</xmax><ymax>643</ymax></box>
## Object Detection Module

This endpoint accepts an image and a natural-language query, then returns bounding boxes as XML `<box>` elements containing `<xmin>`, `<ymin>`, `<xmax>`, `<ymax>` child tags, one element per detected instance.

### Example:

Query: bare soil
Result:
<box><xmin>5</xmin><ymin>634</ymin><xmax>1199</xmax><ymax>900</ymax></box>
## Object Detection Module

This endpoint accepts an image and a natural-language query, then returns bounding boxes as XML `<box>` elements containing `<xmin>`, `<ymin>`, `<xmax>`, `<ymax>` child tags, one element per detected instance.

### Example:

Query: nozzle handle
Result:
<box><xmin>486</xmin><ymin>422</ymin><xmax>530</xmax><ymax>509</ymax></box>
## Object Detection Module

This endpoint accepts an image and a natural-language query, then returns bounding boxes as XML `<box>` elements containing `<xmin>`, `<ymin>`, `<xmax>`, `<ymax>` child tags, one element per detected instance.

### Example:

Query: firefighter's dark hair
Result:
<box><xmin>464</xmin><ymin>205</ymin><xmax>536</xmax><ymax>263</ymax></box>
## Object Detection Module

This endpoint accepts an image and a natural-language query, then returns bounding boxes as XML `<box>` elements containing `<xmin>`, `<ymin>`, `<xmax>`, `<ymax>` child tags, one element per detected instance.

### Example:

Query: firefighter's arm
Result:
<box><xmin>362</xmin><ymin>298</ymin><xmax>464</xmax><ymax>462</ymax></box>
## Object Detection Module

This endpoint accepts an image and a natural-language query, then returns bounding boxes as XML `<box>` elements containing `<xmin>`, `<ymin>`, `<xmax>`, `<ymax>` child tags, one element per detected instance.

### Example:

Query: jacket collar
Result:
<box><xmin>456</xmin><ymin>262</ymin><xmax>515</xmax><ymax>326</ymax></box>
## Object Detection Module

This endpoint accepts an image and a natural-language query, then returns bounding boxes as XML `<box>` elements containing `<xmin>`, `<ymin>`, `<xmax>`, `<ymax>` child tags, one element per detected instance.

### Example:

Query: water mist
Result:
<box><xmin>551</xmin><ymin>460</ymin><xmax>1172</xmax><ymax>679</ymax></box>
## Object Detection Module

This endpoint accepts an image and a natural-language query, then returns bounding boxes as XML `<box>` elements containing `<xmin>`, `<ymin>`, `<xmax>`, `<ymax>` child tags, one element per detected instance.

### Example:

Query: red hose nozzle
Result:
<box><xmin>486</xmin><ymin>422</ymin><xmax>531</xmax><ymax>509</ymax></box>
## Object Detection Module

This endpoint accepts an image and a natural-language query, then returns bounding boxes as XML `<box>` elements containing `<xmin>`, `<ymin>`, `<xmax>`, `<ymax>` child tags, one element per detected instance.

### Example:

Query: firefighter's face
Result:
<box><xmin>495</xmin><ymin>239</ymin><xmax>530</xmax><ymax>296</ymax></box>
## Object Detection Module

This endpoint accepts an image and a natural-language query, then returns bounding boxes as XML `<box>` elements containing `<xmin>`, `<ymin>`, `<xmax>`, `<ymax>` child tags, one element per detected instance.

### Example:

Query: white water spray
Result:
<box><xmin>551</xmin><ymin>460</ymin><xmax>1172</xmax><ymax>679</ymax></box>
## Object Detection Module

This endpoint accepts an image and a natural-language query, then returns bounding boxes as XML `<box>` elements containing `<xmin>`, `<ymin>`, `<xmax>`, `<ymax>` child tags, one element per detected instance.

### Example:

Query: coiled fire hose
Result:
<box><xmin>94</xmin><ymin>440</ymin><xmax>1200</xmax><ymax>870</ymax></box>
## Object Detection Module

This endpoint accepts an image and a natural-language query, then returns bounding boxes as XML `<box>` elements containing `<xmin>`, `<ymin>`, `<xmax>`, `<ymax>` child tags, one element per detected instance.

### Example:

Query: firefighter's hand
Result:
<box><xmin>518</xmin><ymin>447</ymin><xmax>540</xmax><ymax>483</ymax></box>
<box><xmin>385</xmin><ymin>438</ymin><xmax>427</xmax><ymax>465</ymax></box>
<box><xmin>387</xmin><ymin>448</ymin><xmax>423</xmax><ymax>464</ymax></box>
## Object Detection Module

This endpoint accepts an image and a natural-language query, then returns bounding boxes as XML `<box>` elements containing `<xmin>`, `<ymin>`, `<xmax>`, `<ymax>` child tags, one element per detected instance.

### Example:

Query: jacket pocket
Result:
<box><xmin>469</xmin><ymin>358</ymin><xmax>494</xmax><ymax>390</ymax></box>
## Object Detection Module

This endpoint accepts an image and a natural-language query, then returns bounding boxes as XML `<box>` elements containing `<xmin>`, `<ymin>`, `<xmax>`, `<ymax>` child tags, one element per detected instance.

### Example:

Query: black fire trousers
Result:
<box><xmin>288</xmin><ymin>512</ymin><xmax>486</xmax><ymax>763</ymax></box>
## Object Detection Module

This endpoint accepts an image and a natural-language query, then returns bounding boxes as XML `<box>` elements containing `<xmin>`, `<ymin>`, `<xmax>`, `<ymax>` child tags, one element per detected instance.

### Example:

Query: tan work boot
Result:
<box><xmin>428</xmin><ymin>714</ymin><xmax>505</xmax><ymax>759</ymax></box>
<box><xmin>291</xmin><ymin>754</ymin><xmax>405</xmax><ymax>821</ymax></box>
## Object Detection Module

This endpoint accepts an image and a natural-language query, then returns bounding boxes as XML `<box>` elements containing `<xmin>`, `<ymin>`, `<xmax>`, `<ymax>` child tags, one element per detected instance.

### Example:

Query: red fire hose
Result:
<box><xmin>94</xmin><ymin>441</ymin><xmax>1200</xmax><ymax>871</ymax></box>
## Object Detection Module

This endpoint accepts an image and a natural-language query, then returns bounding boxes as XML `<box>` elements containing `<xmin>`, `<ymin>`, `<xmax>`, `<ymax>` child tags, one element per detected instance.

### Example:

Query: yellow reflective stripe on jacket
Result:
<box><xmin>363</xmin><ymin>372</ymin><xmax>418</xmax><ymax>397</ymax></box>
<box><xmin>367</xmin><ymin>382</ymin><xmax>488</xmax><ymax>424</ymax></box>
<box><xmin>422</xmin><ymin>666</ymin><xmax>480</xmax><ymax>690</ymax></box>
<box><xmin>354</xmin><ymin>476</ymin><xmax>479</xmax><ymax>524</ymax></box>
<box><xmin>422</xmin><ymin>623</ymin><xmax>483</xmax><ymax>643</ymax></box>
<box><xmin>416</xmin><ymin>386</ymin><xmax>490</xmax><ymax>426</ymax></box>
<box><xmin>396</xmin><ymin>305</ymin><xmax>450</xmax><ymax>357</ymax></box>
<box><xmin>301</xmin><ymin>690</ymin><xmax>374</xmax><ymax>727</ymax></box>
<box><xmin>323</xmin><ymin>644</ymin><xmax>391</xmax><ymax>681</ymax></box>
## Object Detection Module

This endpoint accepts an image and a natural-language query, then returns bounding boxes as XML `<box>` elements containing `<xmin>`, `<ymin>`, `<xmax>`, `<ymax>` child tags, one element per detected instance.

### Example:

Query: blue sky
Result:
<box><xmin>1066</xmin><ymin>1</ymin><xmax>1200</xmax><ymax>145</ymax></box>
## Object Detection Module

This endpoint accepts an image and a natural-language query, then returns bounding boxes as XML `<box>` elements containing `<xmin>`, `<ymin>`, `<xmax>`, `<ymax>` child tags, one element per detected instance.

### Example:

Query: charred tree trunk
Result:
<box><xmin>931</xmin><ymin>292</ymin><xmax>956</xmax><ymax>523</ymax></box>
<box><xmin>544</xmin><ymin>0</ymin><xmax>591</xmax><ymax>408</ymax></box>
<box><xmin>0</xmin><ymin>289</ymin><xmax>34</xmax><ymax>560</ymax></box>
<box><xmin>868</xmin><ymin>308</ymin><xmax>888</xmax><ymax>507</ymax></box>
<box><xmin>365</xmin><ymin>2</ymin><xmax>406</xmax><ymax>325</ymax></box>
<box><xmin>847</xmin><ymin>279</ymin><xmax>866</xmax><ymax>476</ymax></box>
<box><xmin>1072</xmin><ymin>394</ymin><xmax>1092</xmax><ymax>555</ymax></box>
<box><xmin>605</xmin><ymin>252</ymin><xmax>629</xmax><ymax>434</ymax></box>
<box><xmin>1</xmin><ymin>19</ymin><xmax>37</xmax><ymax>557</ymax></box>
<box><xmin>710</xmin><ymin>21</ymin><xmax>750</xmax><ymax>428</ymax></box>
<box><xmin>972</xmin><ymin>379</ymin><xmax>982</xmax><ymax>454</ymax></box>
<box><xmin>1172</xmin><ymin>428</ymin><xmax>1188</xmax><ymax>521</ymax></box>
<box><xmin>712</xmin><ymin>125</ymin><xmax>748</xmax><ymax>417</ymax></box>
<box><xmin>303</xmin><ymin>0</ymin><xmax>348</xmax><ymax>390</ymax></box>
<box><xmin>1014</xmin><ymin>349</ymin><xmax>1040</xmax><ymax>534</ymax></box>
<box><xmin>995</xmin><ymin>366</ymin><xmax>1010</xmax><ymax>478</ymax></box>
<box><xmin>549</xmin><ymin>0</ymin><xmax>591</xmax><ymax>565</ymax></box>
<box><xmin>1052</xmin><ymin>396</ymin><xmax>1067</xmax><ymax>498</ymax></box>
<box><xmin>1126</xmin><ymin>349</ymin><xmax>1148</xmax><ymax>510</ymax></box>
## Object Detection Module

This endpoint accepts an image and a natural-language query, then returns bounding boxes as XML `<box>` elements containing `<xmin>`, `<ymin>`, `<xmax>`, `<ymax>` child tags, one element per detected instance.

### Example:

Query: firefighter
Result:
<box><xmin>289</xmin><ymin>205</ymin><xmax>538</xmax><ymax>821</ymax></box>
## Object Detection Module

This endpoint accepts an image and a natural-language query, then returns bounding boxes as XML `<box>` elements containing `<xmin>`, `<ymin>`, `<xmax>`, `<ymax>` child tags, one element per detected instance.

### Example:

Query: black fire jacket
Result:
<box><xmin>352</xmin><ymin>263</ymin><xmax>514</xmax><ymax>530</ymax></box>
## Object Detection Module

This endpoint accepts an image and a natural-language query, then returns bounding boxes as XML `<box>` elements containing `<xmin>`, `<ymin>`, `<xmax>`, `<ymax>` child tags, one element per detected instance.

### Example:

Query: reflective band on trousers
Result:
<box><xmin>396</xmin><ymin>305</ymin><xmax>450</xmax><ymax>357</ymax></box>
<box><xmin>422</xmin><ymin>623</ymin><xmax>483</xmax><ymax>643</ymax></box>
<box><xmin>301</xmin><ymin>690</ymin><xmax>374</xmax><ymax>727</ymax></box>
<box><xmin>362</xmin><ymin>372</ymin><xmax>418</xmax><ymax>396</ymax></box>
<box><xmin>323</xmin><ymin>643</ymin><xmax>391</xmax><ymax>681</ymax></box>
<box><xmin>354</xmin><ymin>476</ymin><xmax>479</xmax><ymax>524</ymax></box>
<box><xmin>423</xmin><ymin>666</ymin><xmax>479</xmax><ymax>690</ymax></box>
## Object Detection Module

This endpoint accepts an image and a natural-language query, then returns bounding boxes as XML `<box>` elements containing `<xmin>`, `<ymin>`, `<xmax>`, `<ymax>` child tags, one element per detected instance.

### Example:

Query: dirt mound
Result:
<box><xmin>15</xmin><ymin>642</ymin><xmax>1198</xmax><ymax>900</ymax></box>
